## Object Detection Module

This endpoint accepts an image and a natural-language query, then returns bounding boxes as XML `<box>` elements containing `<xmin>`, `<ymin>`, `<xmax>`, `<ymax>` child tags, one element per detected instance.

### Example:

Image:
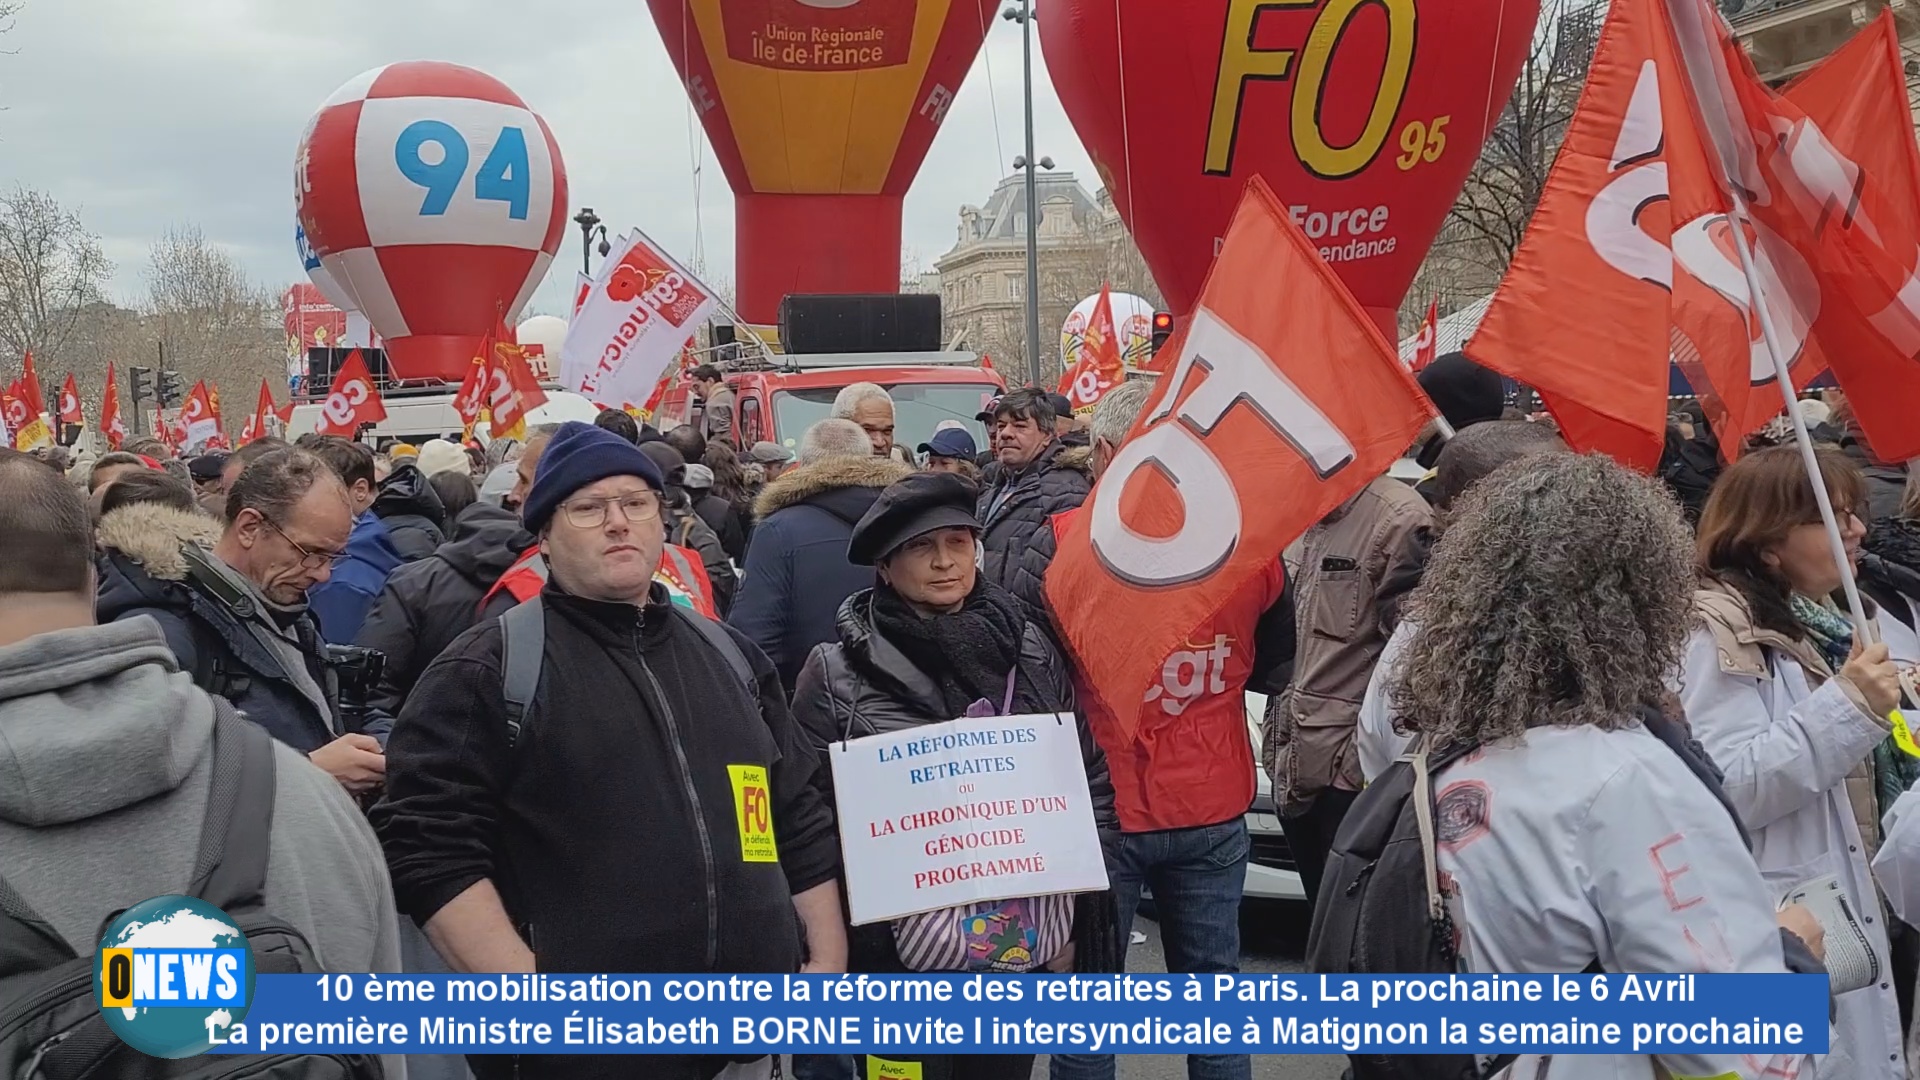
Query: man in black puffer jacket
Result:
<box><xmin>356</xmin><ymin>501</ymin><xmax>527</xmax><ymax>720</ymax></box>
<box><xmin>372</xmin><ymin>461</ymin><xmax>448</xmax><ymax>561</ymax></box>
<box><xmin>976</xmin><ymin>388</ymin><xmax>1092</xmax><ymax>595</ymax></box>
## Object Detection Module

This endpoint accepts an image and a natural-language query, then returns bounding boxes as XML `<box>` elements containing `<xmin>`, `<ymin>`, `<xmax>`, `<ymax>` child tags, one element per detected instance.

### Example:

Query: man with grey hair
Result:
<box><xmin>96</xmin><ymin>446</ymin><xmax>387</xmax><ymax>793</ymax></box>
<box><xmin>1031</xmin><ymin>379</ymin><xmax>1294</xmax><ymax>1080</ymax></box>
<box><xmin>731</xmin><ymin>417</ymin><xmax>912</xmax><ymax>692</ymax></box>
<box><xmin>798</xmin><ymin>416</ymin><xmax>872</xmax><ymax>465</ymax></box>
<box><xmin>830</xmin><ymin>381</ymin><xmax>899</xmax><ymax>459</ymax></box>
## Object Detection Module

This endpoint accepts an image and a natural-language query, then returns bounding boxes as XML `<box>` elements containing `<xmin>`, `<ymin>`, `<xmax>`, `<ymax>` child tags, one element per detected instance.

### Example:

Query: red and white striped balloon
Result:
<box><xmin>295</xmin><ymin>61</ymin><xmax>568</xmax><ymax>382</ymax></box>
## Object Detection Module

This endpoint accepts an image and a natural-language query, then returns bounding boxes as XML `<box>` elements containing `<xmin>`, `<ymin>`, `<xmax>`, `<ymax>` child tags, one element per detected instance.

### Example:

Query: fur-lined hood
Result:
<box><xmin>96</xmin><ymin>503</ymin><xmax>222</xmax><ymax>584</ymax></box>
<box><xmin>1054</xmin><ymin>445</ymin><xmax>1094</xmax><ymax>479</ymax></box>
<box><xmin>754</xmin><ymin>455</ymin><xmax>913</xmax><ymax>519</ymax></box>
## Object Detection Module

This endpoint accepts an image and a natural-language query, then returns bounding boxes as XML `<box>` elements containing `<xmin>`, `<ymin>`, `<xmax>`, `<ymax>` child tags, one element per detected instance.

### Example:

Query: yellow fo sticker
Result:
<box><xmin>867</xmin><ymin>1059</ymin><xmax>923</xmax><ymax>1080</ymax></box>
<box><xmin>728</xmin><ymin>764</ymin><xmax>778</xmax><ymax>863</ymax></box>
<box><xmin>1892</xmin><ymin>710</ymin><xmax>1920</xmax><ymax>760</ymax></box>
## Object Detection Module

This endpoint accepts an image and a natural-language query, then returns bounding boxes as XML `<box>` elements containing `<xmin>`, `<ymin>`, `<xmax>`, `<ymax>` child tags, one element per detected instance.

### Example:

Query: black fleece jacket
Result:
<box><xmin>371</xmin><ymin>582</ymin><xmax>839</xmax><ymax>980</ymax></box>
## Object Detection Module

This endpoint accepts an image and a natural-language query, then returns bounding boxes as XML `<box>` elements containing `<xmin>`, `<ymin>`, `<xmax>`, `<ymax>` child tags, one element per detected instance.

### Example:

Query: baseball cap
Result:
<box><xmin>974</xmin><ymin>395</ymin><xmax>1004</xmax><ymax>423</ymax></box>
<box><xmin>748</xmin><ymin>441</ymin><xmax>794</xmax><ymax>465</ymax></box>
<box><xmin>1046</xmin><ymin>393</ymin><xmax>1074</xmax><ymax>420</ymax></box>
<box><xmin>917</xmin><ymin>428</ymin><xmax>977</xmax><ymax>460</ymax></box>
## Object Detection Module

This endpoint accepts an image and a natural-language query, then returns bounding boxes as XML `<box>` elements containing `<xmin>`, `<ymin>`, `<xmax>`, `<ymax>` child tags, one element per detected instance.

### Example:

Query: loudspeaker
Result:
<box><xmin>778</xmin><ymin>294</ymin><xmax>942</xmax><ymax>355</ymax></box>
<box><xmin>305</xmin><ymin>348</ymin><xmax>391</xmax><ymax>395</ymax></box>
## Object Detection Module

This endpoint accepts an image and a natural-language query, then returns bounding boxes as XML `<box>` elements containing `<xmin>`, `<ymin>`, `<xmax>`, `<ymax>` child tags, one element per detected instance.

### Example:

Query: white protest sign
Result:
<box><xmin>559</xmin><ymin>229</ymin><xmax>716</xmax><ymax>407</ymax></box>
<box><xmin>830</xmin><ymin>714</ymin><xmax>1109</xmax><ymax>926</ymax></box>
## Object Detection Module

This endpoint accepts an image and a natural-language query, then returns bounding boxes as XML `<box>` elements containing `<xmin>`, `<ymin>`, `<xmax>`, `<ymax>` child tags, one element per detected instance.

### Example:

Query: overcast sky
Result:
<box><xmin>0</xmin><ymin>0</ymin><xmax>1099</xmax><ymax>315</ymax></box>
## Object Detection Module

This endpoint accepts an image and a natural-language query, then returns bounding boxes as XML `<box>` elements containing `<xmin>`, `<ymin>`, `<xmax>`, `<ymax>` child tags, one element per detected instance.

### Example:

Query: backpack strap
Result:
<box><xmin>500</xmin><ymin>595</ymin><xmax>546</xmax><ymax>750</ymax></box>
<box><xmin>667</xmin><ymin>604</ymin><xmax>757</xmax><ymax>702</ymax></box>
<box><xmin>190</xmin><ymin>697</ymin><xmax>278</xmax><ymax>910</ymax></box>
<box><xmin>1410</xmin><ymin>745</ymin><xmax>1445</xmax><ymax>925</ymax></box>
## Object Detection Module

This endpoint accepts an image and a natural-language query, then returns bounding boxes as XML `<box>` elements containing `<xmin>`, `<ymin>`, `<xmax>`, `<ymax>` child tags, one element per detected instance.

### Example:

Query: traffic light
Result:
<box><xmin>158</xmin><ymin>371</ymin><xmax>184</xmax><ymax>408</ymax></box>
<box><xmin>129</xmin><ymin>366</ymin><xmax>155</xmax><ymax>405</ymax></box>
<box><xmin>1150</xmin><ymin>312</ymin><xmax>1174</xmax><ymax>356</ymax></box>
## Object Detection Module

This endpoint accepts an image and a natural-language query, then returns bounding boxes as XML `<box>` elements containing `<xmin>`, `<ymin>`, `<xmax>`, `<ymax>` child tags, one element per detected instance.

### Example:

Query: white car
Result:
<box><xmin>1241</xmin><ymin>692</ymin><xmax>1308</xmax><ymax>903</ymax></box>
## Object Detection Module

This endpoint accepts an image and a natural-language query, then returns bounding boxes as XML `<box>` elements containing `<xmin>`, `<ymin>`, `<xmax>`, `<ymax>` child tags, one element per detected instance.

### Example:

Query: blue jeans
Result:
<box><xmin>1049</xmin><ymin>821</ymin><xmax>1251</xmax><ymax>1080</ymax></box>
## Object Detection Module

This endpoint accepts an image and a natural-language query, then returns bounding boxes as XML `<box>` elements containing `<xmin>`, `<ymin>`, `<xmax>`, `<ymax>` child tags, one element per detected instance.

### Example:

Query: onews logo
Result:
<box><xmin>96</xmin><ymin>896</ymin><xmax>255</xmax><ymax>1058</ymax></box>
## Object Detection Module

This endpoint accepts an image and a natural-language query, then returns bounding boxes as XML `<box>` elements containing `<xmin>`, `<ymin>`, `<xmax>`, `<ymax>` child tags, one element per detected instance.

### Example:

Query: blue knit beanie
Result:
<box><xmin>521</xmin><ymin>422</ymin><xmax>665</xmax><ymax>533</ymax></box>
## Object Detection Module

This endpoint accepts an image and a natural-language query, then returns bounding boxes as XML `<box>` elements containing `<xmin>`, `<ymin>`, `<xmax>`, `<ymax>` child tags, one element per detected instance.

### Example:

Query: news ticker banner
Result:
<box><xmin>194</xmin><ymin>974</ymin><xmax>1826</xmax><ymax>1057</ymax></box>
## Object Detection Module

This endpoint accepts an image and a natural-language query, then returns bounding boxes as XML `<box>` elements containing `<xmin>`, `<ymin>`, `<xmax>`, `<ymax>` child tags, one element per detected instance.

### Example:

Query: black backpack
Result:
<box><xmin>1304</xmin><ymin>740</ymin><xmax>1515</xmax><ymax>1080</ymax></box>
<box><xmin>0</xmin><ymin>700</ymin><xmax>384</xmax><ymax>1080</ymax></box>
<box><xmin>498</xmin><ymin>594</ymin><xmax>756</xmax><ymax>748</ymax></box>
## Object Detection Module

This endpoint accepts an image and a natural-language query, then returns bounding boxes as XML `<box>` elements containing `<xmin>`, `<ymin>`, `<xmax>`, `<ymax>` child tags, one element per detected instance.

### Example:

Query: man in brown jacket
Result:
<box><xmin>1264</xmin><ymin>472</ymin><xmax>1431</xmax><ymax>908</ymax></box>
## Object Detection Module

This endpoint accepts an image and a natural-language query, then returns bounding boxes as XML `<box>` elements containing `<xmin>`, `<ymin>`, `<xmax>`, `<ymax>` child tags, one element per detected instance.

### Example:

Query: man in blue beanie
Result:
<box><xmin>373</xmin><ymin>422</ymin><xmax>846</xmax><ymax>1080</ymax></box>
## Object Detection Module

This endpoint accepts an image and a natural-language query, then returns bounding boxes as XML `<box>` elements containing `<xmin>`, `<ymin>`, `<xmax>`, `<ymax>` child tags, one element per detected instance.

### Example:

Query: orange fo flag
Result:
<box><xmin>1063</xmin><ymin>284</ymin><xmax>1127</xmax><ymax>415</ymax></box>
<box><xmin>100</xmin><ymin>366</ymin><xmax>125</xmax><ymax>449</ymax></box>
<box><xmin>314</xmin><ymin>350</ymin><xmax>387</xmax><ymax>436</ymax></box>
<box><xmin>1044</xmin><ymin>178</ymin><xmax>1433</xmax><ymax>739</ymax></box>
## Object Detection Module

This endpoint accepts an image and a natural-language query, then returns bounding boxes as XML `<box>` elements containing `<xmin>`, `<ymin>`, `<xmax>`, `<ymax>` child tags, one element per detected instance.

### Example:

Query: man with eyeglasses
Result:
<box><xmin>374</xmin><ymin>423</ymin><xmax>845</xmax><ymax>1080</ymax></box>
<box><xmin>97</xmin><ymin>446</ymin><xmax>384</xmax><ymax>794</ymax></box>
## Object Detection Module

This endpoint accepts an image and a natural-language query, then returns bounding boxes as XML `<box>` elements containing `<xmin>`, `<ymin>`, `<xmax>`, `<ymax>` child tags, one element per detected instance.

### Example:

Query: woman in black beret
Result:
<box><xmin>792</xmin><ymin>471</ymin><xmax>1120</xmax><ymax>1080</ymax></box>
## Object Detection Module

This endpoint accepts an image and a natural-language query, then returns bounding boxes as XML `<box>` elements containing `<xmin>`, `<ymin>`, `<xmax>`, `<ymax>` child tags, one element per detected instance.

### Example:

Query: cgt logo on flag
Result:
<box><xmin>95</xmin><ymin>895</ymin><xmax>255</xmax><ymax>1059</ymax></box>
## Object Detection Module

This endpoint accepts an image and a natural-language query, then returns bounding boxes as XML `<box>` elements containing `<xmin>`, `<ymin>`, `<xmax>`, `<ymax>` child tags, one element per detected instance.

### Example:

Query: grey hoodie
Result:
<box><xmin>0</xmin><ymin>617</ymin><xmax>402</xmax><ymax>981</ymax></box>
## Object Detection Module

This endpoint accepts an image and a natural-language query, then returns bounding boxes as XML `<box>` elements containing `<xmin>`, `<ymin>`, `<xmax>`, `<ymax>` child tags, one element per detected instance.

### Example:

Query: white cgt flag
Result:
<box><xmin>559</xmin><ymin>229</ymin><xmax>716</xmax><ymax>408</ymax></box>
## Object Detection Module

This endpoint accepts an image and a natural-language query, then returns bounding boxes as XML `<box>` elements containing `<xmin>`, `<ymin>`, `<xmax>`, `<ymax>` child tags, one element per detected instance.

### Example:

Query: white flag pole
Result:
<box><xmin>1661</xmin><ymin>0</ymin><xmax>1872</xmax><ymax>638</ymax></box>
<box><xmin>1722</xmin><ymin>193</ymin><xmax>1873</xmax><ymax>637</ymax></box>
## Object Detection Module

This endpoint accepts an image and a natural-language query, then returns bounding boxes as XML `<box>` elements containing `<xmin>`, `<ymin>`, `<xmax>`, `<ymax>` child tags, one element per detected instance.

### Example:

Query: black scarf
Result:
<box><xmin>869</xmin><ymin>579</ymin><xmax>1028</xmax><ymax>719</ymax></box>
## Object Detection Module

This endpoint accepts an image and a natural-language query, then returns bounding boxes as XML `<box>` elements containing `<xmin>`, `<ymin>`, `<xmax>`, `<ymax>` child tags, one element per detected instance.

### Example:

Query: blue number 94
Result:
<box><xmin>395</xmin><ymin>121</ymin><xmax>530</xmax><ymax>221</ymax></box>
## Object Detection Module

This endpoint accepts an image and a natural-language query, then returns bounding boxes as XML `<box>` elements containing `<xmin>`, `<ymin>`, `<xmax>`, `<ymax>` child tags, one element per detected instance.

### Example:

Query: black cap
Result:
<box><xmin>1046</xmin><ymin>393</ymin><xmax>1074</xmax><ymax>420</ymax></box>
<box><xmin>1417</xmin><ymin>352</ymin><xmax>1506</xmax><ymax>432</ymax></box>
<box><xmin>188</xmin><ymin>452</ymin><xmax>229</xmax><ymax>483</ymax></box>
<box><xmin>848</xmin><ymin>472</ymin><xmax>982</xmax><ymax>566</ymax></box>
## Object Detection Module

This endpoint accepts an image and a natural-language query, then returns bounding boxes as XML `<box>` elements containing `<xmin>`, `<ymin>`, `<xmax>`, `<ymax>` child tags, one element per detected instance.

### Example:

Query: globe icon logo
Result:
<box><xmin>94</xmin><ymin>895</ymin><xmax>255</xmax><ymax>1059</ymax></box>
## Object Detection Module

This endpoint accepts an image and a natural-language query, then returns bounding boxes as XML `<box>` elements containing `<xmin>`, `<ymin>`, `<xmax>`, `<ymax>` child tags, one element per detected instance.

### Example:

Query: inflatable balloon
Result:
<box><xmin>516</xmin><ymin>314</ymin><xmax>568</xmax><ymax>383</ymax></box>
<box><xmin>647</xmin><ymin>0</ymin><xmax>996</xmax><ymax>323</ymax></box>
<box><xmin>296</xmin><ymin>62</ymin><xmax>568</xmax><ymax>381</ymax></box>
<box><xmin>1041</xmin><ymin>0</ymin><xmax>1537</xmax><ymax>335</ymax></box>
<box><xmin>295</xmin><ymin>222</ymin><xmax>356</xmax><ymax>315</ymax></box>
<box><xmin>1061</xmin><ymin>291</ymin><xmax>1156</xmax><ymax>372</ymax></box>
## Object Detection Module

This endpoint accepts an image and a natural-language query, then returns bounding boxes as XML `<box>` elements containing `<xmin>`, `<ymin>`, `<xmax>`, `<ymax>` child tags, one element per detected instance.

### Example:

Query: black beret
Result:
<box><xmin>848</xmin><ymin>472</ymin><xmax>982</xmax><ymax>566</ymax></box>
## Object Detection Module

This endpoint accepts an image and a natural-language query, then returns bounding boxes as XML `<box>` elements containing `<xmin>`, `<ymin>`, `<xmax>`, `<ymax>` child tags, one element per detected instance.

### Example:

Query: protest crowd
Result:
<box><xmin>10</xmin><ymin>0</ymin><xmax>1920</xmax><ymax>1078</ymax></box>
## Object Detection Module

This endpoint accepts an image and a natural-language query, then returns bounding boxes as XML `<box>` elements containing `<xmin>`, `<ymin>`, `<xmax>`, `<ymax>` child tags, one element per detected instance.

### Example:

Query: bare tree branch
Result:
<box><xmin>1402</xmin><ymin>0</ymin><xmax>1606</xmax><ymax>330</ymax></box>
<box><xmin>143</xmin><ymin>223</ymin><xmax>281</xmax><ymax>434</ymax></box>
<box><xmin>0</xmin><ymin>186</ymin><xmax>111</xmax><ymax>361</ymax></box>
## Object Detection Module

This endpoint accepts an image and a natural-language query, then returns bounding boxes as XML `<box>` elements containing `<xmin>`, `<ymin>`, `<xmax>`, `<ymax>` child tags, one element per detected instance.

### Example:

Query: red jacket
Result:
<box><xmin>1048</xmin><ymin>509</ymin><xmax>1294</xmax><ymax>833</ymax></box>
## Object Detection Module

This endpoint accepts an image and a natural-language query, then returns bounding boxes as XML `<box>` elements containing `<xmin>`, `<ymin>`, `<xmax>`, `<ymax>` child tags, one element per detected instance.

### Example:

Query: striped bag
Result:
<box><xmin>891</xmin><ymin>895</ymin><xmax>1075</xmax><ymax>973</ymax></box>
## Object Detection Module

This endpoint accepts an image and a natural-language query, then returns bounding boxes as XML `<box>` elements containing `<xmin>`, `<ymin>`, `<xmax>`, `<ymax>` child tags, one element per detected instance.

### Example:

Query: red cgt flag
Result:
<box><xmin>485</xmin><ymin>313</ymin><xmax>548</xmax><ymax>439</ymax></box>
<box><xmin>1044</xmin><ymin>178</ymin><xmax>1433</xmax><ymax>737</ymax></box>
<box><xmin>314</xmin><ymin>350</ymin><xmax>387</xmax><ymax>437</ymax></box>
<box><xmin>242</xmin><ymin>378</ymin><xmax>277</xmax><ymax>444</ymax></box>
<box><xmin>1411</xmin><ymin>301</ymin><xmax>1439</xmax><ymax>373</ymax></box>
<box><xmin>100</xmin><ymin>366</ymin><xmax>126</xmax><ymax>450</ymax></box>
<box><xmin>1063</xmin><ymin>284</ymin><xmax>1128</xmax><ymax>415</ymax></box>
<box><xmin>58</xmin><ymin>374</ymin><xmax>83</xmax><ymax>426</ymax></box>
<box><xmin>1471</xmin><ymin>0</ymin><xmax>1920</xmax><ymax>467</ymax></box>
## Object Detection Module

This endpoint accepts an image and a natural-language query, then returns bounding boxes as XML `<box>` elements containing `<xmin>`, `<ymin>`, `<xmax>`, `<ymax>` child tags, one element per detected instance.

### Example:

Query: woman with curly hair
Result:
<box><xmin>1682</xmin><ymin>445</ymin><xmax>1907</xmax><ymax>1079</ymax></box>
<box><xmin>1392</xmin><ymin>453</ymin><xmax>1818</xmax><ymax>1080</ymax></box>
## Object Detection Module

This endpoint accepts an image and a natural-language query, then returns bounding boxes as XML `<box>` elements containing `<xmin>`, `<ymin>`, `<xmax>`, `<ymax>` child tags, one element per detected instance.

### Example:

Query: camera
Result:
<box><xmin>323</xmin><ymin>644</ymin><xmax>386</xmax><ymax>735</ymax></box>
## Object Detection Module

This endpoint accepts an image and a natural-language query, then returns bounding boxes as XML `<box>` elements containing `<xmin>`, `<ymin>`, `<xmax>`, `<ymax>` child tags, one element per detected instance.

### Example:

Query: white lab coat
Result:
<box><xmin>1679</xmin><ymin>625</ymin><xmax>1904</xmax><ymax>1080</ymax></box>
<box><xmin>1357</xmin><ymin>619</ymin><xmax>1415</xmax><ymax>783</ymax></box>
<box><xmin>1436</xmin><ymin>723</ymin><xmax>1812</xmax><ymax>1080</ymax></box>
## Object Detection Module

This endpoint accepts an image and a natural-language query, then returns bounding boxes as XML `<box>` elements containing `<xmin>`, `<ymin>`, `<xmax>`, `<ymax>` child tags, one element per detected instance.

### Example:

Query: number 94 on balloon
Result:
<box><xmin>356</xmin><ymin>98</ymin><xmax>559</xmax><ymax>248</ymax></box>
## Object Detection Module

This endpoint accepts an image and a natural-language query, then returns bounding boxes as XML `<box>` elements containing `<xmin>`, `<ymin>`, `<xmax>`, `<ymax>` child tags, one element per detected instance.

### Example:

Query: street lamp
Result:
<box><xmin>1003</xmin><ymin>0</ymin><xmax>1047</xmax><ymax>385</ymax></box>
<box><xmin>572</xmin><ymin>206</ymin><xmax>609</xmax><ymax>276</ymax></box>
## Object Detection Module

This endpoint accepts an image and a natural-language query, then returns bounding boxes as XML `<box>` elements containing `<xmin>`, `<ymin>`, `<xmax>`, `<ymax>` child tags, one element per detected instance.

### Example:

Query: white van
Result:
<box><xmin>285</xmin><ymin>389</ymin><xmax>604</xmax><ymax>447</ymax></box>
